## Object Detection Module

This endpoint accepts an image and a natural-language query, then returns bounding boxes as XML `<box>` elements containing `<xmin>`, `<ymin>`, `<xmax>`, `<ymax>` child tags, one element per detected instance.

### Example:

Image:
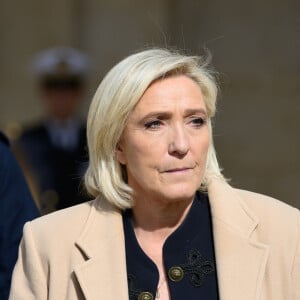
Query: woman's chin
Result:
<box><xmin>153</xmin><ymin>186</ymin><xmax>197</xmax><ymax>204</ymax></box>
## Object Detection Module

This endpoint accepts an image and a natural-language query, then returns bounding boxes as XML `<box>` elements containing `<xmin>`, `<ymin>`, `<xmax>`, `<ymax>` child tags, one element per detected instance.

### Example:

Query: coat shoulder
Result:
<box><xmin>235</xmin><ymin>189</ymin><xmax>299</xmax><ymax>217</ymax></box>
<box><xmin>25</xmin><ymin>200</ymin><xmax>96</xmax><ymax>250</ymax></box>
<box><xmin>23</xmin><ymin>198</ymin><xmax>120</xmax><ymax>255</ymax></box>
<box><xmin>235</xmin><ymin>189</ymin><xmax>299</xmax><ymax>236</ymax></box>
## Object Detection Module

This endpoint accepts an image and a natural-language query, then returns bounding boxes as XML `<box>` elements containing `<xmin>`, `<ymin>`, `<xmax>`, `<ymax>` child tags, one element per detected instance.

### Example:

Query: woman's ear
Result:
<box><xmin>115</xmin><ymin>141</ymin><xmax>126</xmax><ymax>165</ymax></box>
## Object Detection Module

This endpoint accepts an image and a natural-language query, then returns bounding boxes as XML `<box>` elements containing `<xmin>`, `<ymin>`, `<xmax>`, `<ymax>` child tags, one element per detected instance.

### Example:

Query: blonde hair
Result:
<box><xmin>85</xmin><ymin>48</ymin><xmax>224</xmax><ymax>209</ymax></box>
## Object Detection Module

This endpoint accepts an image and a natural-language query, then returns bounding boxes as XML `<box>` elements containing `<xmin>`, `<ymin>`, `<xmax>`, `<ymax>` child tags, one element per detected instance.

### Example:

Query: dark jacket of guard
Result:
<box><xmin>16</xmin><ymin>123</ymin><xmax>88</xmax><ymax>214</ymax></box>
<box><xmin>0</xmin><ymin>132</ymin><xmax>39</xmax><ymax>300</ymax></box>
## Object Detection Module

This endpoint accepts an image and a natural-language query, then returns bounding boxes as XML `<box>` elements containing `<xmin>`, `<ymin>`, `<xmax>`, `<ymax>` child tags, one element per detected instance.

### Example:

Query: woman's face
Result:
<box><xmin>116</xmin><ymin>75</ymin><xmax>210</xmax><ymax>204</ymax></box>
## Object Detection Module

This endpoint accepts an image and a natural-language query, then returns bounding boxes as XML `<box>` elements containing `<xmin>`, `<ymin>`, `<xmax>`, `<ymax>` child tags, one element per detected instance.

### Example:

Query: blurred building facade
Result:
<box><xmin>0</xmin><ymin>0</ymin><xmax>299</xmax><ymax>208</ymax></box>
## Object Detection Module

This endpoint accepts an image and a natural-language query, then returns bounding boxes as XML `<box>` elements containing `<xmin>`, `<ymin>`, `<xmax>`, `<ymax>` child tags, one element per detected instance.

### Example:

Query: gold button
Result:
<box><xmin>168</xmin><ymin>266</ymin><xmax>184</xmax><ymax>282</ymax></box>
<box><xmin>138</xmin><ymin>291</ymin><xmax>154</xmax><ymax>300</ymax></box>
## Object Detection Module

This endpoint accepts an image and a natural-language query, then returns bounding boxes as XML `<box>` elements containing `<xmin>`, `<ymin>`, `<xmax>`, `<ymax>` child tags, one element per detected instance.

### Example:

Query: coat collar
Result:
<box><xmin>74</xmin><ymin>199</ymin><xmax>129</xmax><ymax>300</ymax></box>
<box><xmin>208</xmin><ymin>178</ymin><xmax>270</xmax><ymax>300</ymax></box>
<box><xmin>73</xmin><ymin>179</ymin><xmax>270</xmax><ymax>300</ymax></box>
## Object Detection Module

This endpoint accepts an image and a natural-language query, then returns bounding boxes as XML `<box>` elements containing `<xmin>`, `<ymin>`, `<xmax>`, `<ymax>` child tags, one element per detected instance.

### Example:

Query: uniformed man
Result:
<box><xmin>0</xmin><ymin>132</ymin><xmax>39</xmax><ymax>299</ymax></box>
<box><xmin>15</xmin><ymin>47</ymin><xmax>90</xmax><ymax>214</ymax></box>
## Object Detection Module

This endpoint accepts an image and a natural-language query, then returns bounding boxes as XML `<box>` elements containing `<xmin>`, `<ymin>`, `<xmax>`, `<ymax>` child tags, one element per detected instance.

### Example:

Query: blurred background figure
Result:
<box><xmin>0</xmin><ymin>132</ymin><xmax>39</xmax><ymax>300</ymax></box>
<box><xmin>14</xmin><ymin>47</ymin><xmax>90</xmax><ymax>215</ymax></box>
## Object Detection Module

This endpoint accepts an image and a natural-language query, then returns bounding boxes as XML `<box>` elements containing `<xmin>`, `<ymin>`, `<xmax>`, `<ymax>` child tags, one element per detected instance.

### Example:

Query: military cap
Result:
<box><xmin>32</xmin><ymin>47</ymin><xmax>90</xmax><ymax>89</ymax></box>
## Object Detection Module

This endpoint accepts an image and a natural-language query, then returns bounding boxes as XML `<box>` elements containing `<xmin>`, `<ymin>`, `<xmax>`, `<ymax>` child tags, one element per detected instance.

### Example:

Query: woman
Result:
<box><xmin>9</xmin><ymin>49</ymin><xmax>299</xmax><ymax>300</ymax></box>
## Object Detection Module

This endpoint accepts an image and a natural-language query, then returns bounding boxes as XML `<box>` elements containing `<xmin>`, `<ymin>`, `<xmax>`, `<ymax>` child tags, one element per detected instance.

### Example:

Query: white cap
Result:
<box><xmin>32</xmin><ymin>47</ymin><xmax>90</xmax><ymax>79</ymax></box>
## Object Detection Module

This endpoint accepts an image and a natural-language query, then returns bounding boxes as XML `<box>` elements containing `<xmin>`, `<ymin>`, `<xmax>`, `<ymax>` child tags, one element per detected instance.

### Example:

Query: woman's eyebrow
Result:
<box><xmin>140</xmin><ymin>111</ymin><xmax>172</xmax><ymax>120</ymax></box>
<box><xmin>183</xmin><ymin>108</ymin><xmax>208</xmax><ymax>116</ymax></box>
<box><xmin>140</xmin><ymin>108</ymin><xmax>207</xmax><ymax>120</ymax></box>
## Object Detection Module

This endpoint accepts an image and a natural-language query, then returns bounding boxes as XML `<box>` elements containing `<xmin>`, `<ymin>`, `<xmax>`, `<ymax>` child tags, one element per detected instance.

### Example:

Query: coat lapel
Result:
<box><xmin>208</xmin><ymin>179</ymin><xmax>269</xmax><ymax>300</ymax></box>
<box><xmin>73</xmin><ymin>199</ymin><xmax>129</xmax><ymax>300</ymax></box>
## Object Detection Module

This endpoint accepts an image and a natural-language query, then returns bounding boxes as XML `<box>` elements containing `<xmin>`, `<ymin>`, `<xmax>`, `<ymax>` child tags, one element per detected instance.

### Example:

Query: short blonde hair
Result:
<box><xmin>85</xmin><ymin>48</ymin><xmax>224</xmax><ymax>209</ymax></box>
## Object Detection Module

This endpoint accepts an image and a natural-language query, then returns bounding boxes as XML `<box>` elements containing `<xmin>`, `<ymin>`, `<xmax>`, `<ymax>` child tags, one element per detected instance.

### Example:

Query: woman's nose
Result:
<box><xmin>168</xmin><ymin>125</ymin><xmax>190</xmax><ymax>157</ymax></box>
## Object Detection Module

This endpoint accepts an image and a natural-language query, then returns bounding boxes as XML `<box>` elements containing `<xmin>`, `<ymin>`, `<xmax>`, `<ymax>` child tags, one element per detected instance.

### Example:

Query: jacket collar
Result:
<box><xmin>73</xmin><ymin>179</ymin><xmax>269</xmax><ymax>300</ymax></box>
<box><xmin>74</xmin><ymin>199</ymin><xmax>129</xmax><ymax>300</ymax></box>
<box><xmin>208</xmin><ymin>178</ymin><xmax>269</xmax><ymax>300</ymax></box>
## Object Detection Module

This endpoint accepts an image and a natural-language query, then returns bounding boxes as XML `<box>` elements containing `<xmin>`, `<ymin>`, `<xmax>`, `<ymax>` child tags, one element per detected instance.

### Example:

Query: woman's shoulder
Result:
<box><xmin>235</xmin><ymin>188</ymin><xmax>299</xmax><ymax>213</ymax></box>
<box><xmin>23</xmin><ymin>198</ymin><xmax>121</xmax><ymax>247</ymax></box>
<box><xmin>235</xmin><ymin>188</ymin><xmax>299</xmax><ymax>231</ymax></box>
<box><xmin>208</xmin><ymin>178</ymin><xmax>299</xmax><ymax>225</ymax></box>
<box><xmin>25</xmin><ymin>200</ymin><xmax>96</xmax><ymax>241</ymax></box>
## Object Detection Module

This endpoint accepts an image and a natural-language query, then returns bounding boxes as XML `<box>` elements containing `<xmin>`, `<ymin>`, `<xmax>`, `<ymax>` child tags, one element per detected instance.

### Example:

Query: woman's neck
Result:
<box><xmin>130</xmin><ymin>195</ymin><xmax>194</xmax><ymax>300</ymax></box>
<box><xmin>131</xmin><ymin>195</ymin><xmax>194</xmax><ymax>241</ymax></box>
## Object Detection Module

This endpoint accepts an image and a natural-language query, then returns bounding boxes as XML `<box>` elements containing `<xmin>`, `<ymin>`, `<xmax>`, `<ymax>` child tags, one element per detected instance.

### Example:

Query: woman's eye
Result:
<box><xmin>191</xmin><ymin>117</ymin><xmax>206</xmax><ymax>127</ymax></box>
<box><xmin>144</xmin><ymin>120</ymin><xmax>162</xmax><ymax>129</ymax></box>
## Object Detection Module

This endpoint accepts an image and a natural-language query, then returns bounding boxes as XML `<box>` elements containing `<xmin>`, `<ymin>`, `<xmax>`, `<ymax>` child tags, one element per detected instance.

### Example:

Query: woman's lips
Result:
<box><xmin>164</xmin><ymin>167</ymin><xmax>193</xmax><ymax>173</ymax></box>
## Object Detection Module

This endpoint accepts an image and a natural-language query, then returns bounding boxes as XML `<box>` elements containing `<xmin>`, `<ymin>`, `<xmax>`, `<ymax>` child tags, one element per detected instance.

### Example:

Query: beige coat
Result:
<box><xmin>9</xmin><ymin>179</ymin><xmax>300</xmax><ymax>300</ymax></box>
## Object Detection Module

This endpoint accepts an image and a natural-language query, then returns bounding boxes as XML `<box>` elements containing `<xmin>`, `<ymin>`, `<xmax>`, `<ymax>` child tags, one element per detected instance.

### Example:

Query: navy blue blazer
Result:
<box><xmin>0</xmin><ymin>133</ymin><xmax>39</xmax><ymax>300</ymax></box>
